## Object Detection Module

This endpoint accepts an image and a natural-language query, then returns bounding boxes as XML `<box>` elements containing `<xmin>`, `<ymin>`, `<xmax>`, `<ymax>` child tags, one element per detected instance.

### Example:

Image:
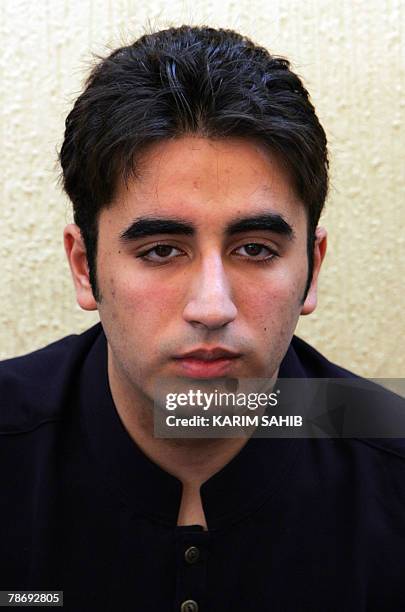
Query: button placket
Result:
<box><xmin>175</xmin><ymin>527</ymin><xmax>208</xmax><ymax>612</ymax></box>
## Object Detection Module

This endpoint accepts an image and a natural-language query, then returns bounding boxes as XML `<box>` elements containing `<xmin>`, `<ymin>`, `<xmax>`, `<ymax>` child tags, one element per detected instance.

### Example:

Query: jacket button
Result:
<box><xmin>180</xmin><ymin>600</ymin><xmax>199</xmax><ymax>612</ymax></box>
<box><xmin>184</xmin><ymin>546</ymin><xmax>200</xmax><ymax>564</ymax></box>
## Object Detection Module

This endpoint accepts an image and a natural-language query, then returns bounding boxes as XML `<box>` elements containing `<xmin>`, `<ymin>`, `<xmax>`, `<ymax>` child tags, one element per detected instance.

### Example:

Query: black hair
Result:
<box><xmin>59</xmin><ymin>25</ymin><xmax>328</xmax><ymax>302</ymax></box>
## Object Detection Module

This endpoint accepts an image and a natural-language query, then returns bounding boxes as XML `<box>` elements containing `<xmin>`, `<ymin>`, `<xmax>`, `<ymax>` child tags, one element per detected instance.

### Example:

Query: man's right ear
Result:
<box><xmin>63</xmin><ymin>224</ymin><xmax>98</xmax><ymax>311</ymax></box>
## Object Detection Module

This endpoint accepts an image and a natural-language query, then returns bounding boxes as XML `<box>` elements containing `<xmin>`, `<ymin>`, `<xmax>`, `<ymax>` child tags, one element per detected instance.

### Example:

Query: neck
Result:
<box><xmin>107</xmin><ymin>347</ymin><xmax>248</xmax><ymax>488</ymax></box>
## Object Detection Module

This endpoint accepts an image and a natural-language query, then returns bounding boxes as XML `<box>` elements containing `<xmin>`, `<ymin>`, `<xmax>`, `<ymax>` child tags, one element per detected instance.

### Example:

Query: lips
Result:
<box><xmin>175</xmin><ymin>347</ymin><xmax>241</xmax><ymax>361</ymax></box>
<box><xmin>173</xmin><ymin>347</ymin><xmax>241</xmax><ymax>378</ymax></box>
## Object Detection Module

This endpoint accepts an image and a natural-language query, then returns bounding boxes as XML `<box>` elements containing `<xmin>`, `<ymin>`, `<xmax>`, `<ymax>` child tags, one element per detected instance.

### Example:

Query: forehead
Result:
<box><xmin>102</xmin><ymin>136</ymin><xmax>306</xmax><ymax>231</ymax></box>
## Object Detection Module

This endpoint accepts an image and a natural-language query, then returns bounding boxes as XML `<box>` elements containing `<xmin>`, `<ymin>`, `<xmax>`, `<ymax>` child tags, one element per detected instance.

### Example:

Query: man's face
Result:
<box><xmin>66</xmin><ymin>136</ymin><xmax>326</xmax><ymax>405</ymax></box>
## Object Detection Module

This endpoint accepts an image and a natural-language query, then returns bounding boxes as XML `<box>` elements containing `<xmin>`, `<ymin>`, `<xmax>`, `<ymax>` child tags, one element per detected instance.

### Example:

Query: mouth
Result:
<box><xmin>172</xmin><ymin>347</ymin><xmax>242</xmax><ymax>379</ymax></box>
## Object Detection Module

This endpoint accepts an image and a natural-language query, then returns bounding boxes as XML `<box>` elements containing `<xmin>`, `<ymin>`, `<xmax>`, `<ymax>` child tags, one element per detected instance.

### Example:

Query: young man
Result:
<box><xmin>1</xmin><ymin>26</ymin><xmax>404</xmax><ymax>611</ymax></box>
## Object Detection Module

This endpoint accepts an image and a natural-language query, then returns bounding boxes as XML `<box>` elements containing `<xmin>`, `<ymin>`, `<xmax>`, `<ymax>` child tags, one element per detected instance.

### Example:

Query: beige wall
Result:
<box><xmin>0</xmin><ymin>0</ymin><xmax>404</xmax><ymax>376</ymax></box>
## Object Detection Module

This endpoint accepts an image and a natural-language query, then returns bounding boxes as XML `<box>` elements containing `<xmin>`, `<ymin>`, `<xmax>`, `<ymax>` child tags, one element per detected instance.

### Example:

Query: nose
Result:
<box><xmin>182</xmin><ymin>254</ymin><xmax>237</xmax><ymax>330</ymax></box>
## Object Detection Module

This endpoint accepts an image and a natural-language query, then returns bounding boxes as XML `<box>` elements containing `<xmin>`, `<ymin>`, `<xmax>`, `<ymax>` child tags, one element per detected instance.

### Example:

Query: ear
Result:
<box><xmin>63</xmin><ymin>224</ymin><xmax>98</xmax><ymax>311</ymax></box>
<box><xmin>300</xmin><ymin>226</ymin><xmax>327</xmax><ymax>316</ymax></box>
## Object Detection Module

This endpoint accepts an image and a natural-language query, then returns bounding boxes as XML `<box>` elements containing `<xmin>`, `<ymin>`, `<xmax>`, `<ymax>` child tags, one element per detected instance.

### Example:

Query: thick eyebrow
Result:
<box><xmin>119</xmin><ymin>212</ymin><xmax>294</xmax><ymax>243</ymax></box>
<box><xmin>225</xmin><ymin>213</ymin><xmax>294</xmax><ymax>240</ymax></box>
<box><xmin>119</xmin><ymin>218</ymin><xmax>195</xmax><ymax>242</ymax></box>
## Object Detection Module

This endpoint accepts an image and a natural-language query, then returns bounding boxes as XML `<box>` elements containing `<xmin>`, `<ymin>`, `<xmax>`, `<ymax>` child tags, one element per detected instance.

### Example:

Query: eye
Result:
<box><xmin>137</xmin><ymin>244</ymin><xmax>185</xmax><ymax>263</ymax></box>
<box><xmin>233</xmin><ymin>243</ymin><xmax>277</xmax><ymax>261</ymax></box>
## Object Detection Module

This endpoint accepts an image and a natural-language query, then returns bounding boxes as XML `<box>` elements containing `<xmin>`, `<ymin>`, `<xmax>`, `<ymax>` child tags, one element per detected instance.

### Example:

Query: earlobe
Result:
<box><xmin>63</xmin><ymin>224</ymin><xmax>98</xmax><ymax>311</ymax></box>
<box><xmin>300</xmin><ymin>226</ymin><xmax>327</xmax><ymax>316</ymax></box>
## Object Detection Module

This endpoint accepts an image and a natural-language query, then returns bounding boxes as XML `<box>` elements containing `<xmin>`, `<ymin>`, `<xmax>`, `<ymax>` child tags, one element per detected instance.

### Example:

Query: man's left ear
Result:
<box><xmin>300</xmin><ymin>226</ymin><xmax>327</xmax><ymax>316</ymax></box>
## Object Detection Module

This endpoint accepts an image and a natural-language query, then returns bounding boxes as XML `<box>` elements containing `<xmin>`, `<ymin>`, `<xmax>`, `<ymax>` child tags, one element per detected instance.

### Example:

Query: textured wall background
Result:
<box><xmin>0</xmin><ymin>0</ymin><xmax>404</xmax><ymax>376</ymax></box>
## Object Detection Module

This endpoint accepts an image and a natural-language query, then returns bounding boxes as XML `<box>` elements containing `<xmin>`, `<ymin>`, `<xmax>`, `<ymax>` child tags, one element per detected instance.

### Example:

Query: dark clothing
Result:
<box><xmin>1</xmin><ymin>323</ymin><xmax>405</xmax><ymax>611</ymax></box>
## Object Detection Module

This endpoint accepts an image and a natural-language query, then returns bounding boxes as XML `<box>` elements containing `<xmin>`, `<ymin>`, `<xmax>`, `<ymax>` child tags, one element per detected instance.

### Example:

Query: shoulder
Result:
<box><xmin>290</xmin><ymin>335</ymin><xmax>359</xmax><ymax>378</ymax></box>
<box><xmin>0</xmin><ymin>323</ymin><xmax>103</xmax><ymax>434</ymax></box>
<box><xmin>290</xmin><ymin>335</ymin><xmax>405</xmax><ymax>461</ymax></box>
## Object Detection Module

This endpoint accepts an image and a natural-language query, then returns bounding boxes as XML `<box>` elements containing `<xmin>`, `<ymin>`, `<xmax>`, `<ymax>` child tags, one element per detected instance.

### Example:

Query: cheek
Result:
<box><xmin>236</xmin><ymin>269</ymin><xmax>304</xmax><ymax>320</ymax></box>
<box><xmin>115</xmin><ymin>273</ymin><xmax>181</xmax><ymax>325</ymax></box>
